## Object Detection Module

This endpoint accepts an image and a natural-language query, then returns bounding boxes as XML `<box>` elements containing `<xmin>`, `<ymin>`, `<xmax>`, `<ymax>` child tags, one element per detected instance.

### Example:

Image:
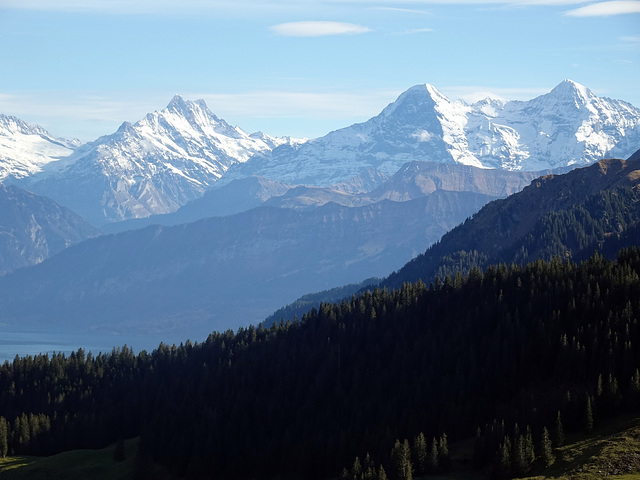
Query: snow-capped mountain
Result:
<box><xmin>223</xmin><ymin>80</ymin><xmax>640</xmax><ymax>186</ymax></box>
<box><xmin>0</xmin><ymin>114</ymin><xmax>79</xmax><ymax>181</ymax></box>
<box><xmin>28</xmin><ymin>96</ymin><xmax>304</xmax><ymax>225</ymax></box>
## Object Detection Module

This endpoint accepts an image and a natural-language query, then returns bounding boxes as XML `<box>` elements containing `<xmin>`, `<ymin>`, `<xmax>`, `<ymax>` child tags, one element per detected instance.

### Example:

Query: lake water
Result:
<box><xmin>0</xmin><ymin>330</ymin><xmax>187</xmax><ymax>363</ymax></box>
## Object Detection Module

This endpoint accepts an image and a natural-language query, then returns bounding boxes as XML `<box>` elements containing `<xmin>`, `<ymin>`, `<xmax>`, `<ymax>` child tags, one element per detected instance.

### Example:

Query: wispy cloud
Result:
<box><xmin>270</xmin><ymin>21</ymin><xmax>371</xmax><ymax>37</ymax></box>
<box><xmin>1</xmin><ymin>0</ymin><xmax>596</xmax><ymax>13</ymax></box>
<box><xmin>564</xmin><ymin>0</ymin><xmax>640</xmax><ymax>16</ymax></box>
<box><xmin>621</xmin><ymin>34</ymin><xmax>640</xmax><ymax>43</ymax></box>
<box><xmin>393</xmin><ymin>28</ymin><xmax>434</xmax><ymax>35</ymax></box>
<box><xmin>371</xmin><ymin>6</ymin><xmax>432</xmax><ymax>14</ymax></box>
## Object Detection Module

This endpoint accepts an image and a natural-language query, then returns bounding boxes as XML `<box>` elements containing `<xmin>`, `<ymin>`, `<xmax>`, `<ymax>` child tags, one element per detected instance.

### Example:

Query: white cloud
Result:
<box><xmin>565</xmin><ymin>0</ymin><xmax>640</xmax><ymax>16</ymax></box>
<box><xmin>371</xmin><ymin>6</ymin><xmax>432</xmax><ymax>14</ymax></box>
<box><xmin>412</xmin><ymin>130</ymin><xmax>435</xmax><ymax>142</ymax></box>
<box><xmin>270</xmin><ymin>21</ymin><xmax>371</xmax><ymax>37</ymax></box>
<box><xmin>0</xmin><ymin>0</ymin><xmax>594</xmax><ymax>14</ymax></box>
<box><xmin>394</xmin><ymin>28</ymin><xmax>434</xmax><ymax>35</ymax></box>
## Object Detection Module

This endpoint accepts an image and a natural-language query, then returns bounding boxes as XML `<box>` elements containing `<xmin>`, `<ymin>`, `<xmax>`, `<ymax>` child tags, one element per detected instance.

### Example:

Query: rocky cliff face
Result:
<box><xmin>0</xmin><ymin>183</ymin><xmax>99</xmax><ymax>275</ymax></box>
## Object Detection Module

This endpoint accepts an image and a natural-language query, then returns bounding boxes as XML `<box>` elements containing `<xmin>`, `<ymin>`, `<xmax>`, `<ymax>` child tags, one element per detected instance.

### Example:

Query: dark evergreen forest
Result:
<box><xmin>384</xmin><ymin>184</ymin><xmax>640</xmax><ymax>290</ymax></box>
<box><xmin>1</xmin><ymin>247</ymin><xmax>639</xmax><ymax>479</ymax></box>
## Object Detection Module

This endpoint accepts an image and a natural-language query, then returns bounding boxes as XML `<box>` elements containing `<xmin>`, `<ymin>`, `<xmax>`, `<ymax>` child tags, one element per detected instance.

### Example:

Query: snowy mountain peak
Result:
<box><xmin>28</xmin><ymin>96</ymin><xmax>303</xmax><ymax>224</ymax></box>
<box><xmin>226</xmin><ymin>80</ymin><xmax>640</xmax><ymax>184</ymax></box>
<box><xmin>472</xmin><ymin>97</ymin><xmax>507</xmax><ymax>117</ymax></box>
<box><xmin>0</xmin><ymin>114</ymin><xmax>79</xmax><ymax>181</ymax></box>
<box><xmin>0</xmin><ymin>114</ymin><xmax>48</xmax><ymax>137</ymax></box>
<box><xmin>384</xmin><ymin>83</ymin><xmax>449</xmax><ymax>115</ymax></box>
<box><xmin>167</xmin><ymin>94</ymin><xmax>188</xmax><ymax>110</ymax></box>
<box><xmin>541</xmin><ymin>79</ymin><xmax>595</xmax><ymax>108</ymax></box>
<box><xmin>116</xmin><ymin>121</ymin><xmax>135</xmax><ymax>134</ymax></box>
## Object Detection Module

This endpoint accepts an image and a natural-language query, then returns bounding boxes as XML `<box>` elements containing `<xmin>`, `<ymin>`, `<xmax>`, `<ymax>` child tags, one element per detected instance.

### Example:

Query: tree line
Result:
<box><xmin>0</xmin><ymin>248</ymin><xmax>639</xmax><ymax>479</ymax></box>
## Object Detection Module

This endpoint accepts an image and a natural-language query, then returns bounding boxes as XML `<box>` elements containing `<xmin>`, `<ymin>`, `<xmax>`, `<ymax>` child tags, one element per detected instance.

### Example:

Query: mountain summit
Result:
<box><xmin>224</xmin><ymin>80</ymin><xmax>640</xmax><ymax>185</ymax></box>
<box><xmin>0</xmin><ymin>114</ymin><xmax>79</xmax><ymax>181</ymax></box>
<box><xmin>27</xmin><ymin>97</ymin><xmax>302</xmax><ymax>225</ymax></box>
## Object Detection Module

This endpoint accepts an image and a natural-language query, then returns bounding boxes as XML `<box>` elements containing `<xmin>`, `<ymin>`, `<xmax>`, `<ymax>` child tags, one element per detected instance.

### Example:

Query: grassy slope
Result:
<box><xmin>520</xmin><ymin>415</ymin><xmax>640</xmax><ymax>480</ymax></box>
<box><xmin>1</xmin><ymin>417</ymin><xmax>639</xmax><ymax>480</ymax></box>
<box><xmin>0</xmin><ymin>437</ymin><xmax>137</xmax><ymax>480</ymax></box>
<box><xmin>415</xmin><ymin>415</ymin><xmax>640</xmax><ymax>480</ymax></box>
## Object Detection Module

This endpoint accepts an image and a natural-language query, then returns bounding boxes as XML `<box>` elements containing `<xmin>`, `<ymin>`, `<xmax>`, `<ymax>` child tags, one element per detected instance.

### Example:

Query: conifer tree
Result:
<box><xmin>427</xmin><ymin>437</ymin><xmax>439</xmax><ymax>473</ymax></box>
<box><xmin>391</xmin><ymin>439</ymin><xmax>413</xmax><ymax>480</ymax></box>
<box><xmin>524</xmin><ymin>426</ymin><xmax>535</xmax><ymax>467</ymax></box>
<box><xmin>351</xmin><ymin>456</ymin><xmax>363</xmax><ymax>480</ymax></box>
<box><xmin>555</xmin><ymin>411</ymin><xmax>565</xmax><ymax>447</ymax></box>
<box><xmin>438</xmin><ymin>433</ymin><xmax>450</xmax><ymax>469</ymax></box>
<box><xmin>412</xmin><ymin>432</ymin><xmax>427</xmax><ymax>475</ymax></box>
<box><xmin>364</xmin><ymin>453</ymin><xmax>375</xmax><ymax>480</ymax></box>
<box><xmin>585</xmin><ymin>394</ymin><xmax>594</xmax><ymax>433</ymax></box>
<box><xmin>511</xmin><ymin>429</ymin><xmax>526</xmax><ymax>475</ymax></box>
<box><xmin>495</xmin><ymin>438</ymin><xmax>511</xmax><ymax>479</ymax></box>
<box><xmin>377</xmin><ymin>465</ymin><xmax>388</xmax><ymax>480</ymax></box>
<box><xmin>0</xmin><ymin>417</ymin><xmax>7</xmax><ymax>458</ymax></box>
<box><xmin>540</xmin><ymin>427</ymin><xmax>554</xmax><ymax>467</ymax></box>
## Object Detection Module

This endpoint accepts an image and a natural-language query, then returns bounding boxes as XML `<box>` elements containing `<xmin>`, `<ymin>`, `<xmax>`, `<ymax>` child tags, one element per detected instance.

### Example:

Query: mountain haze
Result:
<box><xmin>384</xmin><ymin>152</ymin><xmax>640</xmax><ymax>288</ymax></box>
<box><xmin>0</xmin><ymin>184</ymin><xmax>100</xmax><ymax>275</ymax></box>
<box><xmin>0</xmin><ymin>190</ymin><xmax>493</xmax><ymax>337</ymax></box>
<box><xmin>104</xmin><ymin>161</ymin><xmax>545</xmax><ymax>233</ymax></box>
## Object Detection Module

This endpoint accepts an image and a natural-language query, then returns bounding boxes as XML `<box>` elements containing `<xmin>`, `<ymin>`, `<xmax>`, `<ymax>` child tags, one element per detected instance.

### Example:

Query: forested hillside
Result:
<box><xmin>384</xmin><ymin>156</ymin><xmax>640</xmax><ymax>289</ymax></box>
<box><xmin>0</xmin><ymin>248</ymin><xmax>639</xmax><ymax>479</ymax></box>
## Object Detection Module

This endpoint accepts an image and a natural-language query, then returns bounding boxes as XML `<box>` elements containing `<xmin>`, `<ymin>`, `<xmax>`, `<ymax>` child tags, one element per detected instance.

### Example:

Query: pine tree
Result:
<box><xmin>364</xmin><ymin>453</ymin><xmax>375</xmax><ymax>480</ymax></box>
<box><xmin>495</xmin><ymin>438</ymin><xmax>511</xmax><ymax>479</ymax></box>
<box><xmin>511</xmin><ymin>429</ymin><xmax>526</xmax><ymax>475</ymax></box>
<box><xmin>426</xmin><ymin>437</ymin><xmax>439</xmax><ymax>473</ymax></box>
<box><xmin>412</xmin><ymin>432</ymin><xmax>427</xmax><ymax>475</ymax></box>
<box><xmin>438</xmin><ymin>433</ymin><xmax>450</xmax><ymax>470</ymax></box>
<box><xmin>555</xmin><ymin>411</ymin><xmax>565</xmax><ymax>447</ymax></box>
<box><xmin>524</xmin><ymin>426</ymin><xmax>535</xmax><ymax>467</ymax></box>
<box><xmin>0</xmin><ymin>417</ymin><xmax>7</xmax><ymax>458</ymax></box>
<box><xmin>540</xmin><ymin>427</ymin><xmax>554</xmax><ymax>467</ymax></box>
<box><xmin>585</xmin><ymin>394</ymin><xmax>594</xmax><ymax>433</ymax></box>
<box><xmin>351</xmin><ymin>456</ymin><xmax>363</xmax><ymax>480</ymax></box>
<box><xmin>391</xmin><ymin>439</ymin><xmax>413</xmax><ymax>480</ymax></box>
<box><xmin>377</xmin><ymin>465</ymin><xmax>388</xmax><ymax>480</ymax></box>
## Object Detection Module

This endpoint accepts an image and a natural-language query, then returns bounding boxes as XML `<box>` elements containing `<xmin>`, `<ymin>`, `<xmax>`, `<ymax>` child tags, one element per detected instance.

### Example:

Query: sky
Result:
<box><xmin>0</xmin><ymin>0</ymin><xmax>639</xmax><ymax>142</ymax></box>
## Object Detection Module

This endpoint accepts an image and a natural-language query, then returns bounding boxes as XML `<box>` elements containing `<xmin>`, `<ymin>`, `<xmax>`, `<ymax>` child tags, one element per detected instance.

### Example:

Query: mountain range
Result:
<box><xmin>0</xmin><ymin>185</ymin><xmax>494</xmax><ymax>338</ymax></box>
<box><xmin>102</xmin><ymin>160</ymin><xmax>545</xmax><ymax>234</ymax></box>
<box><xmin>0</xmin><ymin>80</ymin><xmax>638</xmax><ymax>349</ymax></box>
<box><xmin>1</xmin><ymin>80</ymin><xmax>638</xmax><ymax>229</ymax></box>
<box><xmin>16</xmin><ymin>96</ymin><xmax>303</xmax><ymax>225</ymax></box>
<box><xmin>222</xmin><ymin>80</ymin><xmax>640</xmax><ymax>186</ymax></box>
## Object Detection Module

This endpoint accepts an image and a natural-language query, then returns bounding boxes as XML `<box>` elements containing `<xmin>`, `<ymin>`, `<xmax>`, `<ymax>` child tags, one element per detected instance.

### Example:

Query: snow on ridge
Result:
<box><xmin>226</xmin><ymin>79</ymin><xmax>640</xmax><ymax>185</ymax></box>
<box><xmin>0</xmin><ymin>114</ymin><xmax>79</xmax><ymax>181</ymax></box>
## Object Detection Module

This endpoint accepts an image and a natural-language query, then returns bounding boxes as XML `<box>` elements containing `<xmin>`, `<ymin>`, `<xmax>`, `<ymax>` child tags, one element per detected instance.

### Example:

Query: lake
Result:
<box><xmin>0</xmin><ymin>330</ymin><xmax>188</xmax><ymax>363</ymax></box>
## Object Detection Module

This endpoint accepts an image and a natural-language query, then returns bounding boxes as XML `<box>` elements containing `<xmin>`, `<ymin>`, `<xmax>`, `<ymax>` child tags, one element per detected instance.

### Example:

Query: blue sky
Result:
<box><xmin>1</xmin><ymin>0</ymin><xmax>639</xmax><ymax>141</ymax></box>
